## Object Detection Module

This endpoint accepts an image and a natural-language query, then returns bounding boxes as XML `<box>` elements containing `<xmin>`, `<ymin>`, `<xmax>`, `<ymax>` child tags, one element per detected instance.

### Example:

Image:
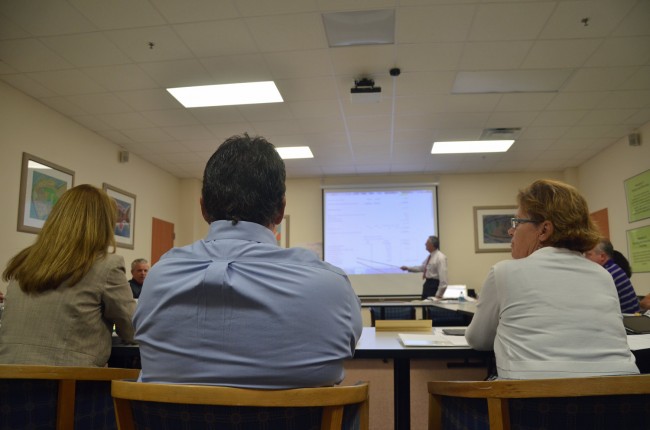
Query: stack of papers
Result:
<box><xmin>398</xmin><ymin>332</ymin><xmax>469</xmax><ymax>347</ymax></box>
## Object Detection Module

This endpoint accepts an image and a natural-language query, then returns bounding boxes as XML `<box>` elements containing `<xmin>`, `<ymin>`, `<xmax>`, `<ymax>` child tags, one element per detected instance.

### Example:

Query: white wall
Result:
<box><xmin>579</xmin><ymin>122</ymin><xmax>650</xmax><ymax>295</ymax></box>
<box><xmin>0</xmin><ymin>81</ymin><xmax>185</xmax><ymax>293</ymax></box>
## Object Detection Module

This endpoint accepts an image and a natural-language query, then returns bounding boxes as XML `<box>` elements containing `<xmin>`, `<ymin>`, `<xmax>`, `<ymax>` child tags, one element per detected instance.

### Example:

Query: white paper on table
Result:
<box><xmin>398</xmin><ymin>332</ymin><xmax>469</xmax><ymax>347</ymax></box>
<box><xmin>627</xmin><ymin>334</ymin><xmax>650</xmax><ymax>351</ymax></box>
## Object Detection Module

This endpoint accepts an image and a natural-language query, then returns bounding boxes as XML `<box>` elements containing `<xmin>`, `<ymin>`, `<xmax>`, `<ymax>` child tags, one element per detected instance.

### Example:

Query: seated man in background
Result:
<box><xmin>585</xmin><ymin>239</ymin><xmax>640</xmax><ymax>314</ymax></box>
<box><xmin>134</xmin><ymin>134</ymin><xmax>362</xmax><ymax>388</ymax></box>
<box><xmin>128</xmin><ymin>258</ymin><xmax>149</xmax><ymax>298</ymax></box>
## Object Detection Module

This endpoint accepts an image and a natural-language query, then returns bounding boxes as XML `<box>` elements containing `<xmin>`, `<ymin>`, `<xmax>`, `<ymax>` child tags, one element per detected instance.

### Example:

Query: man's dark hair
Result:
<box><xmin>202</xmin><ymin>134</ymin><xmax>286</xmax><ymax>226</ymax></box>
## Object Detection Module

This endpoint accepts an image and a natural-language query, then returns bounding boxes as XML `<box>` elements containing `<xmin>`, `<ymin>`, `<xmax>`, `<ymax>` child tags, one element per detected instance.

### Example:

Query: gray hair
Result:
<box><xmin>131</xmin><ymin>258</ymin><xmax>149</xmax><ymax>270</ymax></box>
<box><xmin>428</xmin><ymin>236</ymin><xmax>440</xmax><ymax>249</ymax></box>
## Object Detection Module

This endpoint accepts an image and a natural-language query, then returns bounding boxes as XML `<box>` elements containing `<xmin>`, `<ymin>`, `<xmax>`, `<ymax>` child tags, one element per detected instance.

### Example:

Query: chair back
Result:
<box><xmin>369</xmin><ymin>306</ymin><xmax>416</xmax><ymax>326</ymax></box>
<box><xmin>0</xmin><ymin>364</ymin><xmax>139</xmax><ymax>430</ymax></box>
<box><xmin>112</xmin><ymin>380</ymin><xmax>369</xmax><ymax>430</ymax></box>
<box><xmin>375</xmin><ymin>319</ymin><xmax>431</xmax><ymax>331</ymax></box>
<box><xmin>427</xmin><ymin>374</ymin><xmax>650</xmax><ymax>430</ymax></box>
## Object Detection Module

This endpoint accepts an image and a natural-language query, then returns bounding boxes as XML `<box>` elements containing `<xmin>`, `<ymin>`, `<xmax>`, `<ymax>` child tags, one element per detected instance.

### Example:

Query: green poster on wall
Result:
<box><xmin>627</xmin><ymin>225</ymin><xmax>650</xmax><ymax>273</ymax></box>
<box><xmin>624</xmin><ymin>169</ymin><xmax>650</xmax><ymax>223</ymax></box>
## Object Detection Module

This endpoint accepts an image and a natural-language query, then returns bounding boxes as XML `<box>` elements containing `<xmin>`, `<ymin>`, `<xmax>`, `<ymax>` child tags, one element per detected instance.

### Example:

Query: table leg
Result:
<box><xmin>393</xmin><ymin>357</ymin><xmax>411</xmax><ymax>430</ymax></box>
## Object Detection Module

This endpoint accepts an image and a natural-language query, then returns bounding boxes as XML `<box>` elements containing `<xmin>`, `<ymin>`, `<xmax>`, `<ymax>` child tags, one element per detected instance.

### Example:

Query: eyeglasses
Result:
<box><xmin>510</xmin><ymin>218</ymin><xmax>534</xmax><ymax>229</ymax></box>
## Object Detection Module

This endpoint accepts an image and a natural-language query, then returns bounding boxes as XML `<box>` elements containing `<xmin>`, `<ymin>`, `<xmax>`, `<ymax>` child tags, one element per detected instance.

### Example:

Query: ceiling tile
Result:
<box><xmin>585</xmin><ymin>36</ymin><xmax>650</xmax><ymax>67</ymax></box>
<box><xmin>150</xmin><ymin>0</ymin><xmax>240</xmax><ymax>23</ymax></box>
<box><xmin>41</xmin><ymin>33</ymin><xmax>131</xmax><ymax>67</ymax></box>
<box><xmin>539</xmin><ymin>0</ymin><xmax>637</xmax><ymax>39</ymax></box>
<box><xmin>173</xmin><ymin>20</ymin><xmax>258</xmax><ymax>57</ymax></box>
<box><xmin>0</xmin><ymin>0</ymin><xmax>95</xmax><ymax>36</ymax></box>
<box><xmin>396</xmin><ymin>43</ymin><xmax>461</xmax><ymax>72</ymax></box>
<box><xmin>521</xmin><ymin>39</ymin><xmax>602</xmax><ymax>69</ymax></box>
<box><xmin>82</xmin><ymin>64</ymin><xmax>159</xmax><ymax>91</ymax></box>
<box><xmin>469</xmin><ymin>2</ymin><xmax>555</xmax><ymax>41</ymax></box>
<box><xmin>28</xmin><ymin>69</ymin><xmax>106</xmax><ymax>95</ymax></box>
<box><xmin>0</xmin><ymin>38</ymin><xmax>71</xmax><ymax>72</ymax></box>
<box><xmin>68</xmin><ymin>0</ymin><xmax>167</xmax><ymax>30</ymax></box>
<box><xmin>105</xmin><ymin>26</ymin><xmax>195</xmax><ymax>62</ymax></box>
<box><xmin>201</xmin><ymin>54</ymin><xmax>272</xmax><ymax>83</ymax></box>
<box><xmin>245</xmin><ymin>13</ymin><xmax>327</xmax><ymax>52</ymax></box>
<box><xmin>459</xmin><ymin>41</ymin><xmax>532</xmax><ymax>70</ymax></box>
<box><xmin>264</xmin><ymin>49</ymin><xmax>333</xmax><ymax>79</ymax></box>
<box><xmin>397</xmin><ymin>5</ymin><xmax>475</xmax><ymax>43</ymax></box>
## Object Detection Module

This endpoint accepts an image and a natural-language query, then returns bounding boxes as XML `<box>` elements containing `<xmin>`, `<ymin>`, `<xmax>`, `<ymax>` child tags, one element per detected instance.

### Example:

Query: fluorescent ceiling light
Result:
<box><xmin>167</xmin><ymin>81</ymin><xmax>283</xmax><ymax>108</ymax></box>
<box><xmin>276</xmin><ymin>146</ymin><xmax>314</xmax><ymax>160</ymax></box>
<box><xmin>431</xmin><ymin>140</ymin><xmax>514</xmax><ymax>154</ymax></box>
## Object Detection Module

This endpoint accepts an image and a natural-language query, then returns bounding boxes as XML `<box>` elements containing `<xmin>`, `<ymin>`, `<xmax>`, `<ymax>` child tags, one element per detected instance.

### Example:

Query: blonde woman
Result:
<box><xmin>0</xmin><ymin>184</ymin><xmax>135</xmax><ymax>366</ymax></box>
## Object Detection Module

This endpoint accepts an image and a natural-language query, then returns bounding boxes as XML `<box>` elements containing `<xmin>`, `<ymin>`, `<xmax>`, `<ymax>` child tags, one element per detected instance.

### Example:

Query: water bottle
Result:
<box><xmin>458</xmin><ymin>290</ymin><xmax>466</xmax><ymax>303</ymax></box>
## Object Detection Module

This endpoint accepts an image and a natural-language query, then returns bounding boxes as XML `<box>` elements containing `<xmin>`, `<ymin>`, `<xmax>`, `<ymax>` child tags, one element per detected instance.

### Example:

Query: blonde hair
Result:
<box><xmin>517</xmin><ymin>179</ymin><xmax>600</xmax><ymax>253</ymax></box>
<box><xmin>3</xmin><ymin>184</ymin><xmax>117</xmax><ymax>293</ymax></box>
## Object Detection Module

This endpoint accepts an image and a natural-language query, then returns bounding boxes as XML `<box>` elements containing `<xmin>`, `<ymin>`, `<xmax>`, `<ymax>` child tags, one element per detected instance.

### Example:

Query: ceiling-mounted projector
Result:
<box><xmin>350</xmin><ymin>78</ymin><xmax>381</xmax><ymax>103</ymax></box>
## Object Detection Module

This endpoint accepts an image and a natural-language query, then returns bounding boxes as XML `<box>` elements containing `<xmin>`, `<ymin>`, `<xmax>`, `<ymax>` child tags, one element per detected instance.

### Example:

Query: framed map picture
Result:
<box><xmin>18</xmin><ymin>153</ymin><xmax>75</xmax><ymax>234</ymax></box>
<box><xmin>473</xmin><ymin>206</ymin><xmax>517</xmax><ymax>253</ymax></box>
<box><xmin>103</xmin><ymin>183</ymin><xmax>136</xmax><ymax>249</ymax></box>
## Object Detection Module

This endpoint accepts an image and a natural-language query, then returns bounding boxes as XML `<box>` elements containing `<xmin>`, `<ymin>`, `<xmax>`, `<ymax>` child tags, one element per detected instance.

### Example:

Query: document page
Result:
<box><xmin>398</xmin><ymin>330</ymin><xmax>469</xmax><ymax>347</ymax></box>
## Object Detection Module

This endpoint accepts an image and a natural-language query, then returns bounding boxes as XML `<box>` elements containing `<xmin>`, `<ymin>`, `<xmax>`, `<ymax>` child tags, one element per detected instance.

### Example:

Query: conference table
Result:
<box><xmin>110</xmin><ymin>300</ymin><xmax>650</xmax><ymax>430</ymax></box>
<box><xmin>354</xmin><ymin>326</ymin><xmax>490</xmax><ymax>430</ymax></box>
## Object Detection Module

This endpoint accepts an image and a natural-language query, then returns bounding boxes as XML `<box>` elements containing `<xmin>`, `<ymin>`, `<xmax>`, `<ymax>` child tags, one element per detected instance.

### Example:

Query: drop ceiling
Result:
<box><xmin>1</xmin><ymin>0</ymin><xmax>649</xmax><ymax>180</ymax></box>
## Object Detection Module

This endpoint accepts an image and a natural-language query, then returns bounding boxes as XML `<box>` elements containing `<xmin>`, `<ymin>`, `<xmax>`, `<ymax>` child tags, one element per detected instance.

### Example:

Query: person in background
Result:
<box><xmin>466</xmin><ymin>179</ymin><xmax>638</xmax><ymax>379</ymax></box>
<box><xmin>0</xmin><ymin>184</ymin><xmax>136</xmax><ymax>366</ymax></box>
<box><xmin>134</xmin><ymin>134</ymin><xmax>362</xmax><ymax>388</ymax></box>
<box><xmin>129</xmin><ymin>258</ymin><xmax>149</xmax><ymax>298</ymax></box>
<box><xmin>585</xmin><ymin>239</ymin><xmax>640</xmax><ymax>314</ymax></box>
<box><xmin>400</xmin><ymin>235</ymin><xmax>448</xmax><ymax>299</ymax></box>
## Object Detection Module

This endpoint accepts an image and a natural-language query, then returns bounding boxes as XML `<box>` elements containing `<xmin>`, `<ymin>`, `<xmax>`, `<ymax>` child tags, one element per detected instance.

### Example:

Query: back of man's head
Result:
<box><xmin>202</xmin><ymin>134</ymin><xmax>286</xmax><ymax>226</ymax></box>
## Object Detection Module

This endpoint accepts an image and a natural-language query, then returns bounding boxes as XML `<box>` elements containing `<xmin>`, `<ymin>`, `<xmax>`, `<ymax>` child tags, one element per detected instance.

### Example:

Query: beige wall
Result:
<box><xmin>2</xmin><ymin>78</ymin><xmax>648</xmax><ymax>297</ymax></box>
<box><xmin>0</xmin><ymin>81</ymin><xmax>185</xmax><ymax>292</ymax></box>
<box><xmin>579</xmin><ymin>121</ymin><xmax>650</xmax><ymax>295</ymax></box>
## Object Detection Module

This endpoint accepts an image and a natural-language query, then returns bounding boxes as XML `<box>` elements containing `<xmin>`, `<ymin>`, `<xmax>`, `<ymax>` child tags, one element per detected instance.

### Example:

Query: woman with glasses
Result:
<box><xmin>466</xmin><ymin>179</ymin><xmax>638</xmax><ymax>379</ymax></box>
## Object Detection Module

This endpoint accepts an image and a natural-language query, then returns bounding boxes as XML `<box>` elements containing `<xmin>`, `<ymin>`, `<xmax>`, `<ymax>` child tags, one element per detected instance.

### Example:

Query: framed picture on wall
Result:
<box><xmin>274</xmin><ymin>215</ymin><xmax>290</xmax><ymax>248</ymax></box>
<box><xmin>103</xmin><ymin>183</ymin><xmax>136</xmax><ymax>250</ymax></box>
<box><xmin>473</xmin><ymin>206</ymin><xmax>517</xmax><ymax>253</ymax></box>
<box><xmin>18</xmin><ymin>152</ymin><xmax>75</xmax><ymax>234</ymax></box>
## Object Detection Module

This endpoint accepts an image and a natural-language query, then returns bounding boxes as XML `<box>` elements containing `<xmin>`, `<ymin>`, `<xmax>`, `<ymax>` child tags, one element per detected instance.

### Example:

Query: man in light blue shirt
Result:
<box><xmin>134</xmin><ymin>134</ymin><xmax>362</xmax><ymax>388</ymax></box>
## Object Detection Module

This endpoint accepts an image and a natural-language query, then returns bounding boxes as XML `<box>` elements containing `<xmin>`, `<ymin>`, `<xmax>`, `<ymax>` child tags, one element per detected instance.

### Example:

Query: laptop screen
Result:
<box><xmin>442</xmin><ymin>285</ymin><xmax>468</xmax><ymax>299</ymax></box>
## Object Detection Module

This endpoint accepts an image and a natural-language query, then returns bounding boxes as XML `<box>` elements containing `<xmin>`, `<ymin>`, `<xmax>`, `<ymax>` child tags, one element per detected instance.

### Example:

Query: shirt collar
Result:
<box><xmin>206</xmin><ymin>220</ymin><xmax>278</xmax><ymax>245</ymax></box>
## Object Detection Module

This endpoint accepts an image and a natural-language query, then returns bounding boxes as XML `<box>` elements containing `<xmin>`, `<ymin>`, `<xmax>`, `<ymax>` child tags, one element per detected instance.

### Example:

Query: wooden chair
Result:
<box><xmin>428</xmin><ymin>374</ymin><xmax>650</xmax><ymax>430</ymax></box>
<box><xmin>0</xmin><ymin>364</ymin><xmax>139</xmax><ymax>430</ymax></box>
<box><xmin>112</xmin><ymin>380</ymin><xmax>369</xmax><ymax>430</ymax></box>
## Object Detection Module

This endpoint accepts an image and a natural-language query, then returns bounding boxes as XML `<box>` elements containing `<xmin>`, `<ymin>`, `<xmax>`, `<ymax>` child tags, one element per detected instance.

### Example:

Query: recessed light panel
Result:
<box><xmin>167</xmin><ymin>81</ymin><xmax>283</xmax><ymax>108</ymax></box>
<box><xmin>276</xmin><ymin>146</ymin><xmax>314</xmax><ymax>159</ymax></box>
<box><xmin>431</xmin><ymin>140</ymin><xmax>514</xmax><ymax>154</ymax></box>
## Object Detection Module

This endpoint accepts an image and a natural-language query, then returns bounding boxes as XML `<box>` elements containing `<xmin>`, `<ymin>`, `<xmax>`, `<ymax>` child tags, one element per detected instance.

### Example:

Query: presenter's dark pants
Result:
<box><xmin>422</xmin><ymin>278</ymin><xmax>440</xmax><ymax>299</ymax></box>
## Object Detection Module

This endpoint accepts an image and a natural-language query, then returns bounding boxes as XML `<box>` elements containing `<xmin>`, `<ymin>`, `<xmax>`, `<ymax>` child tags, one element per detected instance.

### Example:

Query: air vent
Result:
<box><xmin>480</xmin><ymin>128</ymin><xmax>521</xmax><ymax>140</ymax></box>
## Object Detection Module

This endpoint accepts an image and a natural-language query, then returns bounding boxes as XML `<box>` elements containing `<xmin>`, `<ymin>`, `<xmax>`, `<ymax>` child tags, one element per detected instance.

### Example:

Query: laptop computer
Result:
<box><xmin>623</xmin><ymin>316</ymin><xmax>650</xmax><ymax>334</ymax></box>
<box><xmin>441</xmin><ymin>285</ymin><xmax>468</xmax><ymax>300</ymax></box>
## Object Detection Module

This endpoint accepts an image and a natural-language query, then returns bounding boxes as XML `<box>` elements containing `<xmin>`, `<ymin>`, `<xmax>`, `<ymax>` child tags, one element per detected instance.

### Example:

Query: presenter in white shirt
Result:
<box><xmin>400</xmin><ymin>235</ymin><xmax>448</xmax><ymax>299</ymax></box>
